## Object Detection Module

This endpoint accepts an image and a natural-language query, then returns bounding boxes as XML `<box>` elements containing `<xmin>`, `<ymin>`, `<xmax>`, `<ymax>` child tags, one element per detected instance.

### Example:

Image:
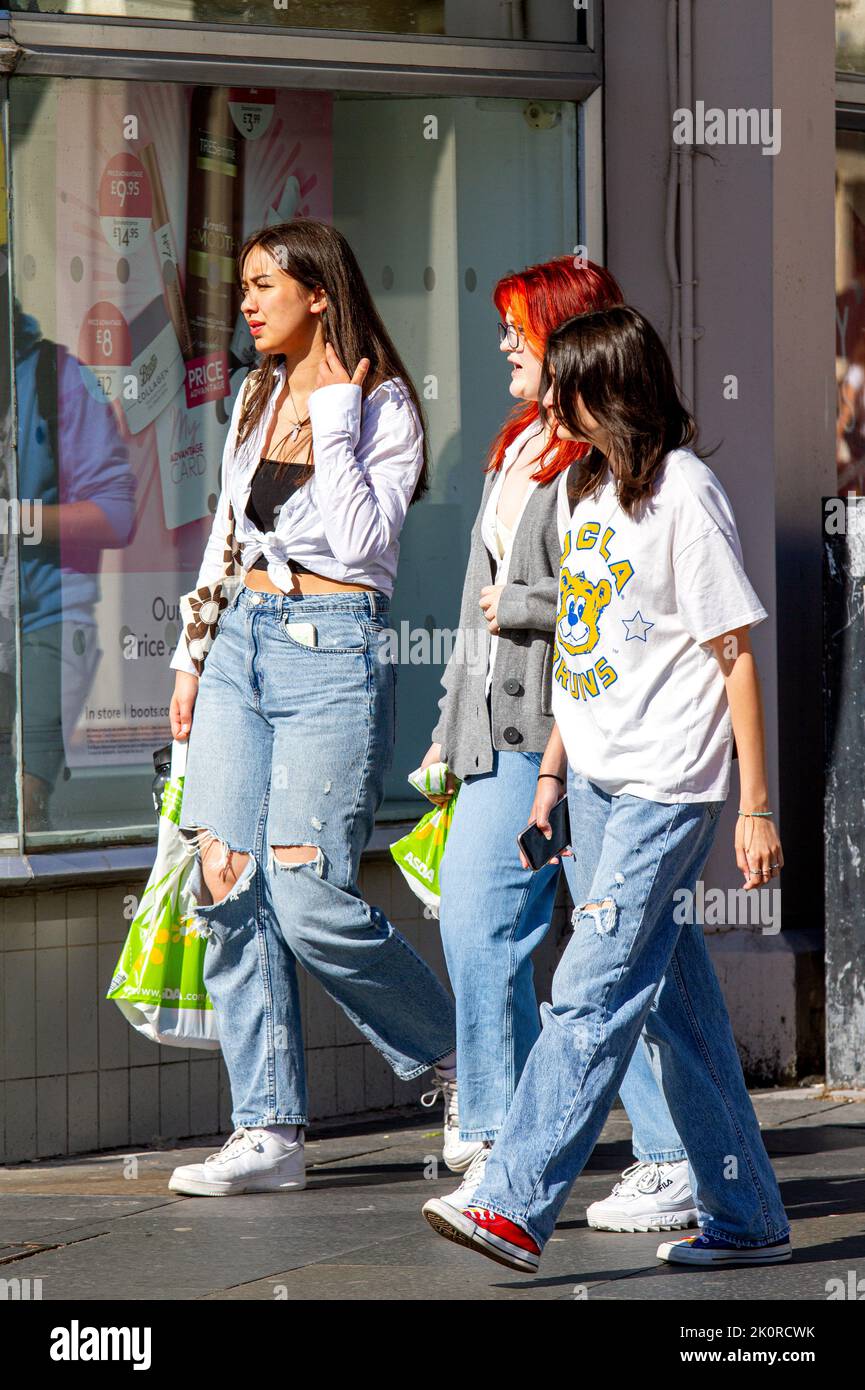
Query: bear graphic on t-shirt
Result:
<box><xmin>555</xmin><ymin>565</ymin><xmax>612</xmax><ymax>658</ymax></box>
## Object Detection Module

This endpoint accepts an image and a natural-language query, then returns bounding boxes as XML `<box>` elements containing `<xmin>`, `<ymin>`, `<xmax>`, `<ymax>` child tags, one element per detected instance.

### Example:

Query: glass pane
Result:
<box><xmin>11</xmin><ymin>0</ymin><xmax>589</xmax><ymax>42</ymax></box>
<box><xmin>0</xmin><ymin>106</ymin><xmax>22</xmax><ymax>839</ymax></box>
<box><xmin>836</xmin><ymin>127</ymin><xmax>865</xmax><ymax>494</ymax></box>
<box><xmin>336</xmin><ymin>94</ymin><xmax>580</xmax><ymax>816</ymax></box>
<box><xmin>838</xmin><ymin>0</ymin><xmax>865</xmax><ymax>72</ymax></box>
<box><xmin>8</xmin><ymin>74</ymin><xmax>579</xmax><ymax>837</ymax></box>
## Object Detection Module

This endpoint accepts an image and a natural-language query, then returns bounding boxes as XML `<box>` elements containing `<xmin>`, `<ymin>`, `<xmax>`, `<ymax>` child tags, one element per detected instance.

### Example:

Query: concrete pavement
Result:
<box><xmin>0</xmin><ymin>1086</ymin><xmax>863</xmax><ymax>1301</ymax></box>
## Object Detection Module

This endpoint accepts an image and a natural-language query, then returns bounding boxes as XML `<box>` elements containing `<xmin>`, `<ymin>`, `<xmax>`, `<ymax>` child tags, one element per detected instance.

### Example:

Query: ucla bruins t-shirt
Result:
<box><xmin>553</xmin><ymin>447</ymin><xmax>768</xmax><ymax>802</ymax></box>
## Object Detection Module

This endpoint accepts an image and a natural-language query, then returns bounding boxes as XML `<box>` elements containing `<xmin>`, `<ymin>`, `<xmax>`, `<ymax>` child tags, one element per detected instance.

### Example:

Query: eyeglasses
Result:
<box><xmin>497</xmin><ymin>321</ymin><xmax>526</xmax><ymax>350</ymax></box>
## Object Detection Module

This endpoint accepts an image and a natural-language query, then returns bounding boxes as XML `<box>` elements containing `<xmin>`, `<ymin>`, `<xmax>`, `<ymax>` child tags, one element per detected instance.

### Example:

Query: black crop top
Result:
<box><xmin>245</xmin><ymin>457</ymin><xmax>312</xmax><ymax>574</ymax></box>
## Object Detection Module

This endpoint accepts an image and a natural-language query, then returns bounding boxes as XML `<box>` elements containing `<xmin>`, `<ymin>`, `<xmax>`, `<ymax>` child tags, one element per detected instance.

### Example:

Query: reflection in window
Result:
<box><xmin>11</xmin><ymin>304</ymin><xmax>136</xmax><ymax>835</ymax></box>
<box><xmin>14</xmin><ymin>0</ymin><xmax>589</xmax><ymax>42</ymax></box>
<box><xmin>0</xmin><ymin>130</ymin><xmax>18</xmax><ymax>838</ymax></box>
<box><xmin>836</xmin><ymin>129</ymin><xmax>865</xmax><ymax>494</ymax></box>
<box><xmin>838</xmin><ymin>0</ymin><xmax>865</xmax><ymax>72</ymax></box>
<box><xmin>8</xmin><ymin>77</ymin><xmax>579</xmax><ymax>838</ymax></box>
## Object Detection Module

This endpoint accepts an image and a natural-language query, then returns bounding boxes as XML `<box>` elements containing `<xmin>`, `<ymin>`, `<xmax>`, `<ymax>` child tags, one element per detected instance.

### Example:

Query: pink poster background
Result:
<box><xmin>51</xmin><ymin>81</ymin><xmax>333</xmax><ymax>765</ymax></box>
<box><xmin>54</xmin><ymin>82</ymin><xmax>333</xmax><ymax>576</ymax></box>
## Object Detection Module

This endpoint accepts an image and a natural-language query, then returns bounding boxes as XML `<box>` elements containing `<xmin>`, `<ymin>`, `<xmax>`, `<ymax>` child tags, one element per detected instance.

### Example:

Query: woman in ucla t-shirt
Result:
<box><xmin>422</xmin><ymin>304</ymin><xmax>790</xmax><ymax>1274</ymax></box>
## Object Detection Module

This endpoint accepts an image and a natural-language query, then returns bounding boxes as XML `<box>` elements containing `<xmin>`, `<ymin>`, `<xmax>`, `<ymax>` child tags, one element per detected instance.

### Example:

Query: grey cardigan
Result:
<box><xmin>430</xmin><ymin>462</ymin><xmax>569</xmax><ymax>781</ymax></box>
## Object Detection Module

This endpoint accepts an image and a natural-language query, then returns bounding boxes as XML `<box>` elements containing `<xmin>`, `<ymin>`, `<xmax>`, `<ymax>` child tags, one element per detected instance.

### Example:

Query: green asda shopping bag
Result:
<box><xmin>106</xmin><ymin>739</ymin><xmax>219</xmax><ymax>1049</ymax></box>
<box><xmin>390</xmin><ymin>788</ymin><xmax>459</xmax><ymax>917</ymax></box>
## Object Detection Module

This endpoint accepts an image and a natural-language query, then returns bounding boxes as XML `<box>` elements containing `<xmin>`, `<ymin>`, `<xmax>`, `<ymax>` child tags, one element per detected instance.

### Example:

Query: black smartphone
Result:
<box><xmin>517</xmin><ymin>792</ymin><xmax>571</xmax><ymax>872</ymax></box>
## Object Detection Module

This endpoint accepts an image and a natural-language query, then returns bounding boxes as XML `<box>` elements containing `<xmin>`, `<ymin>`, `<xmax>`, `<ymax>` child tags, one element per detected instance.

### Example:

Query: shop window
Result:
<box><xmin>836</xmin><ymin>123</ymin><xmax>865</xmax><ymax>494</ymax></box>
<box><xmin>7</xmin><ymin>0</ymin><xmax>589</xmax><ymax>42</ymax></box>
<box><xmin>838</xmin><ymin>0</ymin><xmax>865</xmax><ymax>73</ymax></box>
<box><xmin>3</xmin><ymin>76</ymin><xmax>580</xmax><ymax>843</ymax></box>
<box><xmin>0</xmin><ymin>122</ymin><xmax>16</xmax><ymax>842</ymax></box>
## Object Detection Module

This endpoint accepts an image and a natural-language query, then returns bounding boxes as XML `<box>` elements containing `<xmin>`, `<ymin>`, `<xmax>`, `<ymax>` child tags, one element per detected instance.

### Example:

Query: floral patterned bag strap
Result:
<box><xmin>179</xmin><ymin>488</ymin><xmax>244</xmax><ymax>676</ymax></box>
<box><xmin>178</xmin><ymin>373</ymin><xmax>255</xmax><ymax>675</ymax></box>
<box><xmin>224</xmin><ymin>499</ymin><xmax>243</xmax><ymax>575</ymax></box>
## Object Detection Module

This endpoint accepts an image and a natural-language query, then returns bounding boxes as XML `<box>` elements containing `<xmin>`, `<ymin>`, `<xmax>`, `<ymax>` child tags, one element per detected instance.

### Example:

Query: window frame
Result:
<box><xmin>0</xmin><ymin>6</ymin><xmax>603</xmax><ymax>865</ymax></box>
<box><xmin>4</xmin><ymin>10</ymin><xmax>602</xmax><ymax>94</ymax></box>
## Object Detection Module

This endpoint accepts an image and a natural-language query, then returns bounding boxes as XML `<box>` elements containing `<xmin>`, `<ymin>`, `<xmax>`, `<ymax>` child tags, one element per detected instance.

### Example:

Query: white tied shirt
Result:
<box><xmin>170</xmin><ymin>362</ymin><xmax>424</xmax><ymax>675</ymax></box>
<box><xmin>480</xmin><ymin>422</ymin><xmax>543</xmax><ymax>698</ymax></box>
<box><xmin>553</xmin><ymin>447</ymin><xmax>769</xmax><ymax>802</ymax></box>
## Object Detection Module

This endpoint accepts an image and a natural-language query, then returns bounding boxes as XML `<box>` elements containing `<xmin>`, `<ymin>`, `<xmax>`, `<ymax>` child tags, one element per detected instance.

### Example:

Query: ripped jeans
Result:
<box><xmin>439</xmin><ymin>748</ymin><xmax>686</xmax><ymax>1161</ymax></box>
<box><xmin>179</xmin><ymin>583</ymin><xmax>457</xmax><ymax>1128</ymax></box>
<box><xmin>470</xmin><ymin>770</ymin><xmax>790</xmax><ymax>1249</ymax></box>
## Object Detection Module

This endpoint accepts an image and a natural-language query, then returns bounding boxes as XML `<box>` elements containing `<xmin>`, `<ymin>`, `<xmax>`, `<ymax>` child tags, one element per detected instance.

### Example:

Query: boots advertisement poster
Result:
<box><xmin>50</xmin><ymin>81</ymin><xmax>332</xmax><ymax>767</ymax></box>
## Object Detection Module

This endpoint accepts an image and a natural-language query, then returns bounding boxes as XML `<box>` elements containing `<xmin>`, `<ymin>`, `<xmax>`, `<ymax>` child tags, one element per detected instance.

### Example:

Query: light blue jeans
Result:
<box><xmin>179</xmin><ymin>584</ymin><xmax>457</xmax><ymax>1128</ymax></box>
<box><xmin>470</xmin><ymin>770</ymin><xmax>790</xmax><ymax>1250</ymax></box>
<box><xmin>439</xmin><ymin>749</ymin><xmax>685</xmax><ymax>1161</ymax></box>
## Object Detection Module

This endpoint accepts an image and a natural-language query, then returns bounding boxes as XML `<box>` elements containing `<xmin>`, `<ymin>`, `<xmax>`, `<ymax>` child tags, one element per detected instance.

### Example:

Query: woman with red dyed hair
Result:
<box><xmin>419</xmin><ymin>257</ymin><xmax>693</xmax><ymax>1230</ymax></box>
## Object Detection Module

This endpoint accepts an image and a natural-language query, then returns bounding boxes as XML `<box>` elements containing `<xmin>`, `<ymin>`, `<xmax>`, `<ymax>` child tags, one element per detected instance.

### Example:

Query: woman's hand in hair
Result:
<box><xmin>479</xmin><ymin>584</ymin><xmax>504</xmax><ymax>634</ymax></box>
<box><xmin>170</xmin><ymin>672</ymin><xmax>199</xmax><ymax>741</ymax></box>
<box><xmin>315</xmin><ymin>341</ymin><xmax>371</xmax><ymax>392</ymax></box>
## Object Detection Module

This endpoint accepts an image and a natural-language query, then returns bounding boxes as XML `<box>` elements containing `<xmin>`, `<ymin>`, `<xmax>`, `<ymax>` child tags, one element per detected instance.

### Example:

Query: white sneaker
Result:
<box><xmin>420</xmin><ymin>1076</ymin><xmax>485</xmax><ymax>1174</ymax></box>
<box><xmin>440</xmin><ymin>1142</ymin><xmax>491</xmax><ymax>1210</ymax></box>
<box><xmin>586</xmin><ymin>1159</ymin><xmax>698</xmax><ymax>1232</ymax></box>
<box><xmin>168</xmin><ymin>1126</ymin><xmax>306</xmax><ymax>1196</ymax></box>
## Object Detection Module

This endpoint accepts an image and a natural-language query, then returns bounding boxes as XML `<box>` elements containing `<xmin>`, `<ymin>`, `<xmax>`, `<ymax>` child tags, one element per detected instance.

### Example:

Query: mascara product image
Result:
<box><xmin>141</xmin><ymin>141</ymin><xmax>194</xmax><ymax>361</ymax></box>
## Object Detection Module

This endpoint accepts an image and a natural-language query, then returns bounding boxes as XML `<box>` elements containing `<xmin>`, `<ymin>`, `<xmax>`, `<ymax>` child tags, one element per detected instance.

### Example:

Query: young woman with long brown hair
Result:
<box><xmin>167</xmin><ymin>220</ymin><xmax>457</xmax><ymax>1196</ymax></box>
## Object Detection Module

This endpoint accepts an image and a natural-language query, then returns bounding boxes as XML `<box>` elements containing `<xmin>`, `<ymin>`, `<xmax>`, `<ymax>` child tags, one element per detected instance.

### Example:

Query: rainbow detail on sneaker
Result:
<box><xmin>657</xmin><ymin>1232</ymin><xmax>792</xmax><ymax>1266</ymax></box>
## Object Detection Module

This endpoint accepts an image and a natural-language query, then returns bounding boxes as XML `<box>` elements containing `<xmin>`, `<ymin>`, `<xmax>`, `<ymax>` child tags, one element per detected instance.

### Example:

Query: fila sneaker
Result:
<box><xmin>586</xmin><ymin>1159</ymin><xmax>698</xmax><ymax>1232</ymax></box>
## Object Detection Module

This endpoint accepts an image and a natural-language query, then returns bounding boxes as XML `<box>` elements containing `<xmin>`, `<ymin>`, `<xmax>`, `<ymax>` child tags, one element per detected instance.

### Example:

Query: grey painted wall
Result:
<box><xmin>602</xmin><ymin>0</ymin><xmax>835</xmax><ymax>1072</ymax></box>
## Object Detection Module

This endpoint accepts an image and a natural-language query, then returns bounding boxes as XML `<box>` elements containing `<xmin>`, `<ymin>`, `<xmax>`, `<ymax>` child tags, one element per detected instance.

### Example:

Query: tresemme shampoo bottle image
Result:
<box><xmin>184</xmin><ymin>86</ymin><xmax>245</xmax><ymax>413</ymax></box>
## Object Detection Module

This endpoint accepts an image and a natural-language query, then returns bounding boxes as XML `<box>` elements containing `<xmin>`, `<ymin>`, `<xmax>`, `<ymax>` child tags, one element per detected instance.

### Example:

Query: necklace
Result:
<box><xmin>286</xmin><ymin>379</ymin><xmax>310</xmax><ymax>441</ymax></box>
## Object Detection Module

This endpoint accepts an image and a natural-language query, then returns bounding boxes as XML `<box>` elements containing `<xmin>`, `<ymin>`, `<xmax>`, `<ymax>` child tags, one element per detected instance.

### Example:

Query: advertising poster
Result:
<box><xmin>52</xmin><ymin>82</ymin><xmax>333</xmax><ymax>765</ymax></box>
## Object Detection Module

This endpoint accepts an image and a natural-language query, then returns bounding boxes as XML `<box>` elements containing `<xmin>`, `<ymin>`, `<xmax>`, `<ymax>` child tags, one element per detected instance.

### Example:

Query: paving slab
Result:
<box><xmin>0</xmin><ymin>1089</ymin><xmax>861</xmax><ymax>1302</ymax></box>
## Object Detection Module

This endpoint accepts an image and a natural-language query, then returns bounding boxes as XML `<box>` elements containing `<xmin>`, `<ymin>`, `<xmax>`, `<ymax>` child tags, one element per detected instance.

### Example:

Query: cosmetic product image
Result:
<box><xmin>184</xmin><ymin>87</ymin><xmax>245</xmax><ymax>410</ymax></box>
<box><xmin>155</xmin><ymin>366</ymin><xmax>246</xmax><ymax>529</ymax></box>
<box><xmin>141</xmin><ymin>142</ymin><xmax>193</xmax><ymax>361</ymax></box>
<box><xmin>120</xmin><ymin>292</ymin><xmax>185</xmax><ymax>436</ymax></box>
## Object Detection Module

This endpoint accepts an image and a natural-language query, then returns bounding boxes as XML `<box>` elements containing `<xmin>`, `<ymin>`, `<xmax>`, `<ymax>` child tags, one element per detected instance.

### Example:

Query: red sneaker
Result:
<box><xmin>422</xmin><ymin>1197</ymin><xmax>541</xmax><ymax>1272</ymax></box>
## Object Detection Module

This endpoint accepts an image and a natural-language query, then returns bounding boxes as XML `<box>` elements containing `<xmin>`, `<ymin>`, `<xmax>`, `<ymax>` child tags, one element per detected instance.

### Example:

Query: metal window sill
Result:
<box><xmin>0</xmin><ymin>821</ymin><xmax>415</xmax><ymax>890</ymax></box>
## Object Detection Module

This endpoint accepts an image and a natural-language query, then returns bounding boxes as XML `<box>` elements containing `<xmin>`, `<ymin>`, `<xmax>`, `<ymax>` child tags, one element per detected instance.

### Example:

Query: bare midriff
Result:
<box><xmin>245</xmin><ymin>385</ymin><xmax>376</xmax><ymax>597</ymax></box>
<box><xmin>242</xmin><ymin>566</ymin><xmax>376</xmax><ymax>597</ymax></box>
